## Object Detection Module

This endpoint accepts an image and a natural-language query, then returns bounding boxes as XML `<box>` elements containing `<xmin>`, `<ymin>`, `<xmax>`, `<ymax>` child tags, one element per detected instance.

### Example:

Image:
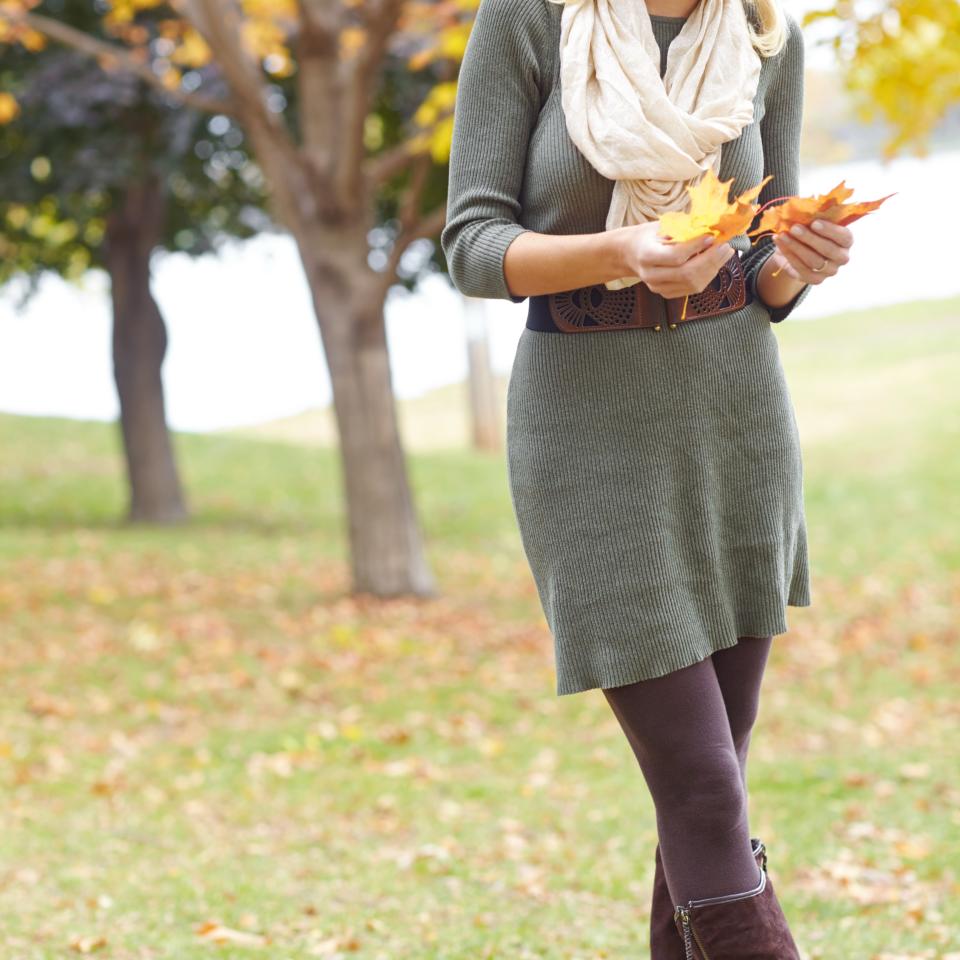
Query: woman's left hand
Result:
<box><xmin>771</xmin><ymin>218</ymin><xmax>853</xmax><ymax>285</ymax></box>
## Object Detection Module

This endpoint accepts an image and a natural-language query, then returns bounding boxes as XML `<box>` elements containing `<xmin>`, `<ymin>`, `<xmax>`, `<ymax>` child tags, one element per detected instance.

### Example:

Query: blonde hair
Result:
<box><xmin>742</xmin><ymin>0</ymin><xmax>788</xmax><ymax>59</ymax></box>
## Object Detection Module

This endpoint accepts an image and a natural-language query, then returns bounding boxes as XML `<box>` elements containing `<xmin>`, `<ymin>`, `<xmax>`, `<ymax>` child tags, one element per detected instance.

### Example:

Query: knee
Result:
<box><xmin>650</xmin><ymin>745</ymin><xmax>748</xmax><ymax>833</ymax></box>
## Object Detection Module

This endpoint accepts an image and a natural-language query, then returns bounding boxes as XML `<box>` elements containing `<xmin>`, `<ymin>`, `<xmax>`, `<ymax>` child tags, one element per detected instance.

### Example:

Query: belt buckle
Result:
<box><xmin>633</xmin><ymin>280</ymin><xmax>668</xmax><ymax>332</ymax></box>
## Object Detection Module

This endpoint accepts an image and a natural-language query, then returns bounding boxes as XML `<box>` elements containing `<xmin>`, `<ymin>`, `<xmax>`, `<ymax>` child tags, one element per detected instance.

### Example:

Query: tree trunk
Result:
<box><xmin>213</xmin><ymin>107</ymin><xmax>436</xmax><ymax>597</ymax></box>
<box><xmin>295</xmin><ymin>225</ymin><xmax>436</xmax><ymax>598</ymax></box>
<box><xmin>104</xmin><ymin>178</ymin><xmax>188</xmax><ymax>524</ymax></box>
<box><xmin>463</xmin><ymin>296</ymin><xmax>501</xmax><ymax>453</ymax></box>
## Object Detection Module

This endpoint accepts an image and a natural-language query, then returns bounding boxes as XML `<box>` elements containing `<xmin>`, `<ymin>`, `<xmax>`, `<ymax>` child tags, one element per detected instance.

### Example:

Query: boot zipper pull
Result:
<box><xmin>675</xmin><ymin>904</ymin><xmax>715</xmax><ymax>960</ymax></box>
<box><xmin>674</xmin><ymin>906</ymin><xmax>696</xmax><ymax>960</ymax></box>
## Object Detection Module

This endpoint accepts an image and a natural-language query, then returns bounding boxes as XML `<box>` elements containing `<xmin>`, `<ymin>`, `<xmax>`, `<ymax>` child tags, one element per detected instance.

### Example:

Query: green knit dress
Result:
<box><xmin>441</xmin><ymin>0</ymin><xmax>814</xmax><ymax>696</ymax></box>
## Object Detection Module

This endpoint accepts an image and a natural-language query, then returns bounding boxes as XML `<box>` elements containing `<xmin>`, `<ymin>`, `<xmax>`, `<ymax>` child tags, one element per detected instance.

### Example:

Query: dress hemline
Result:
<box><xmin>554</xmin><ymin>593</ymin><xmax>812</xmax><ymax>697</ymax></box>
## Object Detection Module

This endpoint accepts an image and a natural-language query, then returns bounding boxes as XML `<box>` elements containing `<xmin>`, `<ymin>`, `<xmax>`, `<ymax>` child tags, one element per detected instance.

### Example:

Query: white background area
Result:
<box><xmin>1</xmin><ymin>122</ymin><xmax>952</xmax><ymax>432</ymax></box>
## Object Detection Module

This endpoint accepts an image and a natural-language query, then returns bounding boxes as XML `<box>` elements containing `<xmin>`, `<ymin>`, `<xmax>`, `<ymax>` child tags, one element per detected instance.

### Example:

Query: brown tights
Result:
<box><xmin>602</xmin><ymin>635</ymin><xmax>773</xmax><ymax>907</ymax></box>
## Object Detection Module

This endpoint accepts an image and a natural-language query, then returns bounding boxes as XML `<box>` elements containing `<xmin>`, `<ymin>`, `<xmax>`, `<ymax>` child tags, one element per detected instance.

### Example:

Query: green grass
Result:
<box><xmin>1</xmin><ymin>295</ymin><xmax>959</xmax><ymax>959</ymax></box>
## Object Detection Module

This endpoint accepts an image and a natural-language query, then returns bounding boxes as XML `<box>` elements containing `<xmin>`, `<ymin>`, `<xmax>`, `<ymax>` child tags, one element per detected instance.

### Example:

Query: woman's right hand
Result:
<box><xmin>617</xmin><ymin>221</ymin><xmax>735</xmax><ymax>299</ymax></box>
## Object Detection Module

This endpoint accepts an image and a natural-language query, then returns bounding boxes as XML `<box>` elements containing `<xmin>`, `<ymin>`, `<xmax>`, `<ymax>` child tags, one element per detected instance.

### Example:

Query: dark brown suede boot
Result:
<box><xmin>650</xmin><ymin>838</ymin><xmax>765</xmax><ymax>960</ymax></box>
<box><xmin>672</xmin><ymin>841</ymin><xmax>802</xmax><ymax>959</ymax></box>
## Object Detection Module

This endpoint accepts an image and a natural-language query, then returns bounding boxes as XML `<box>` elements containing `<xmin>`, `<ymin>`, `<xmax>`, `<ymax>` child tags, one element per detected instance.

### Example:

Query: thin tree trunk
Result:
<box><xmin>104</xmin><ymin>178</ymin><xmax>188</xmax><ymax>524</ymax></box>
<box><xmin>296</xmin><ymin>229</ymin><xmax>436</xmax><ymax>598</ymax></box>
<box><xmin>463</xmin><ymin>296</ymin><xmax>500</xmax><ymax>452</ymax></box>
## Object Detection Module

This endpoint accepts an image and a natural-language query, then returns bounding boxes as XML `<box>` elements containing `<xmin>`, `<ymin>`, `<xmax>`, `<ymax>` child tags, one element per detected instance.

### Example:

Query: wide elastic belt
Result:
<box><xmin>526</xmin><ymin>250</ymin><xmax>752</xmax><ymax>334</ymax></box>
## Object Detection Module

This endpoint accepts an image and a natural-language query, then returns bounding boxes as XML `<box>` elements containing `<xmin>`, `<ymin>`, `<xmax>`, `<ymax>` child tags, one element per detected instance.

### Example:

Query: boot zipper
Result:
<box><xmin>673</xmin><ymin>861</ymin><xmax>767</xmax><ymax>960</ymax></box>
<box><xmin>674</xmin><ymin>906</ymin><xmax>701</xmax><ymax>960</ymax></box>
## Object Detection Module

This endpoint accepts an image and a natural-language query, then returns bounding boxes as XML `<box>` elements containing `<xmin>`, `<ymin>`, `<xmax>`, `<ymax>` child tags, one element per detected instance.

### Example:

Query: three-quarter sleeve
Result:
<box><xmin>741</xmin><ymin>11</ymin><xmax>813</xmax><ymax>324</ymax></box>
<box><xmin>440</xmin><ymin>0</ymin><xmax>549</xmax><ymax>303</ymax></box>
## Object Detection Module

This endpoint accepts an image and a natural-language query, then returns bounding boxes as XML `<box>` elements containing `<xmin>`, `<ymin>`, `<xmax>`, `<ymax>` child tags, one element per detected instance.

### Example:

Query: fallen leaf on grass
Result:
<box><xmin>27</xmin><ymin>692</ymin><xmax>74</xmax><ymax>717</ymax></box>
<box><xmin>894</xmin><ymin>837</ymin><xmax>932</xmax><ymax>860</ymax></box>
<box><xmin>69</xmin><ymin>935</ymin><xmax>107</xmax><ymax>954</ymax></box>
<box><xmin>308</xmin><ymin>932</ymin><xmax>362</xmax><ymax>955</ymax></box>
<box><xmin>195</xmin><ymin>921</ymin><xmax>267</xmax><ymax>946</ymax></box>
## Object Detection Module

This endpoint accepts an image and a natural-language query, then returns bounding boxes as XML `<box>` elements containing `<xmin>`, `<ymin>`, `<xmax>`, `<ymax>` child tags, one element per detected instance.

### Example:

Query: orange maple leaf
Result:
<box><xmin>657</xmin><ymin>168</ymin><xmax>772</xmax><ymax>319</ymax></box>
<box><xmin>658</xmin><ymin>168</ymin><xmax>773</xmax><ymax>246</ymax></box>
<box><xmin>747</xmin><ymin>179</ymin><xmax>896</xmax><ymax>238</ymax></box>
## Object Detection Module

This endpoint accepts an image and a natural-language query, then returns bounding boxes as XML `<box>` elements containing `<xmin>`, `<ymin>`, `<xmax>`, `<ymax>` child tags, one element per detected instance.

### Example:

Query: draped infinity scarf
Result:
<box><xmin>555</xmin><ymin>0</ymin><xmax>763</xmax><ymax>289</ymax></box>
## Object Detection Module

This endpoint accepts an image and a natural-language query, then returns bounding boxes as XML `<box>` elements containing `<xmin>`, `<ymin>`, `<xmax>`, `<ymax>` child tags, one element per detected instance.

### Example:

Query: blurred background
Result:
<box><xmin>0</xmin><ymin>1</ymin><xmax>958</xmax><ymax>957</ymax></box>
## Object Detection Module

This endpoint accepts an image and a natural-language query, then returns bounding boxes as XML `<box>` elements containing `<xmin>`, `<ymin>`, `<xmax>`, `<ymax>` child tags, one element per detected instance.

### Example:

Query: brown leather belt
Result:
<box><xmin>526</xmin><ymin>250</ymin><xmax>751</xmax><ymax>334</ymax></box>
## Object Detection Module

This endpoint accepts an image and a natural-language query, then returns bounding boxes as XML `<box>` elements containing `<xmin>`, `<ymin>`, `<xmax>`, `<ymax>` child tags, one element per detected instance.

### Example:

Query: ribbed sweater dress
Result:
<box><xmin>441</xmin><ymin>0</ymin><xmax>814</xmax><ymax>696</ymax></box>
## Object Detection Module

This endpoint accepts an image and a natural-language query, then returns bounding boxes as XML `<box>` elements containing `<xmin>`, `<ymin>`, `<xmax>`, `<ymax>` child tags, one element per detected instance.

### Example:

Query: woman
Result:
<box><xmin>441</xmin><ymin>0</ymin><xmax>852</xmax><ymax>955</ymax></box>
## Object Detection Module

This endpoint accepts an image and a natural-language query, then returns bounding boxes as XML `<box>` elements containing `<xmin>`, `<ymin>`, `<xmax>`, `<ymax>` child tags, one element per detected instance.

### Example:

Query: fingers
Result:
<box><xmin>780</xmin><ymin>220</ymin><xmax>851</xmax><ymax>266</ymax></box>
<box><xmin>643</xmin><ymin>240</ymin><xmax>735</xmax><ymax>294</ymax></box>
<box><xmin>774</xmin><ymin>233</ymin><xmax>822</xmax><ymax>271</ymax></box>
<box><xmin>686</xmin><ymin>244</ymin><xmax>736</xmax><ymax>285</ymax></box>
<box><xmin>764</xmin><ymin>215</ymin><xmax>854</xmax><ymax>285</ymax></box>
<box><xmin>648</xmin><ymin>232</ymin><xmax>716</xmax><ymax>266</ymax></box>
<box><xmin>775</xmin><ymin>233</ymin><xmax>839</xmax><ymax>274</ymax></box>
<box><xmin>772</xmin><ymin>236</ymin><xmax>838</xmax><ymax>282</ymax></box>
<box><xmin>805</xmin><ymin>219</ymin><xmax>853</xmax><ymax>247</ymax></box>
<box><xmin>768</xmin><ymin>248</ymin><xmax>804</xmax><ymax>282</ymax></box>
<box><xmin>691</xmin><ymin>238</ymin><xmax>736</xmax><ymax>266</ymax></box>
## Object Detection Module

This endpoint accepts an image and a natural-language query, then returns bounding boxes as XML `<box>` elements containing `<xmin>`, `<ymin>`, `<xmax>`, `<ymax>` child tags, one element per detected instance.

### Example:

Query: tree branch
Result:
<box><xmin>337</xmin><ymin>0</ymin><xmax>405</xmax><ymax>208</ymax></box>
<box><xmin>364</xmin><ymin>106</ymin><xmax>454</xmax><ymax>189</ymax></box>
<box><xmin>178</xmin><ymin>0</ymin><xmax>313</xmax><ymax>225</ymax></box>
<box><xmin>374</xmin><ymin>153</ymin><xmax>446</xmax><ymax>299</ymax></box>
<box><xmin>4</xmin><ymin>10</ymin><xmax>235</xmax><ymax>116</ymax></box>
<box><xmin>406</xmin><ymin>204</ymin><xmax>447</xmax><ymax>247</ymax></box>
<box><xmin>295</xmin><ymin>0</ymin><xmax>341</xmax><ymax>192</ymax></box>
<box><xmin>179</xmin><ymin>0</ymin><xmax>287</xmax><ymax>138</ymax></box>
<box><xmin>374</xmin><ymin>204</ymin><xmax>447</xmax><ymax>302</ymax></box>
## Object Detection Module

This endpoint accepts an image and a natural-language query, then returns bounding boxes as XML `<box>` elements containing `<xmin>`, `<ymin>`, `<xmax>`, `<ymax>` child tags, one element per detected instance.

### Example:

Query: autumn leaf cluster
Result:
<box><xmin>746</xmin><ymin>180</ymin><xmax>896</xmax><ymax>239</ymax></box>
<box><xmin>657</xmin><ymin>167</ymin><xmax>894</xmax><ymax>248</ymax></box>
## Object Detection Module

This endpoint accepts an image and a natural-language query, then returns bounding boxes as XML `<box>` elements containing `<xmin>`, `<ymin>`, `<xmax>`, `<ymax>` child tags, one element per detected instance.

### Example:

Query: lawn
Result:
<box><xmin>0</xmin><ymin>295</ymin><xmax>958</xmax><ymax>959</ymax></box>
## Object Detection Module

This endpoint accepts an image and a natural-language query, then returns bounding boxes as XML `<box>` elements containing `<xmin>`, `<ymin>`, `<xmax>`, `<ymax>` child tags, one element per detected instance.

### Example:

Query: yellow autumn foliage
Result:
<box><xmin>168</xmin><ymin>27</ymin><xmax>211</xmax><ymax>69</ymax></box>
<box><xmin>804</xmin><ymin>0</ymin><xmax>960</xmax><ymax>156</ymax></box>
<box><xmin>658</xmin><ymin>168</ymin><xmax>771</xmax><ymax>245</ymax></box>
<box><xmin>0</xmin><ymin>91</ymin><xmax>19</xmax><ymax>124</ymax></box>
<box><xmin>411</xmin><ymin>82</ymin><xmax>458</xmax><ymax>163</ymax></box>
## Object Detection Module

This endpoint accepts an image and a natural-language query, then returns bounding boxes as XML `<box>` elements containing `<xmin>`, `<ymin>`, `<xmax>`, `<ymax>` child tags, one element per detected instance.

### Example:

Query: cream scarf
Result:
<box><xmin>555</xmin><ymin>0</ymin><xmax>763</xmax><ymax>289</ymax></box>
